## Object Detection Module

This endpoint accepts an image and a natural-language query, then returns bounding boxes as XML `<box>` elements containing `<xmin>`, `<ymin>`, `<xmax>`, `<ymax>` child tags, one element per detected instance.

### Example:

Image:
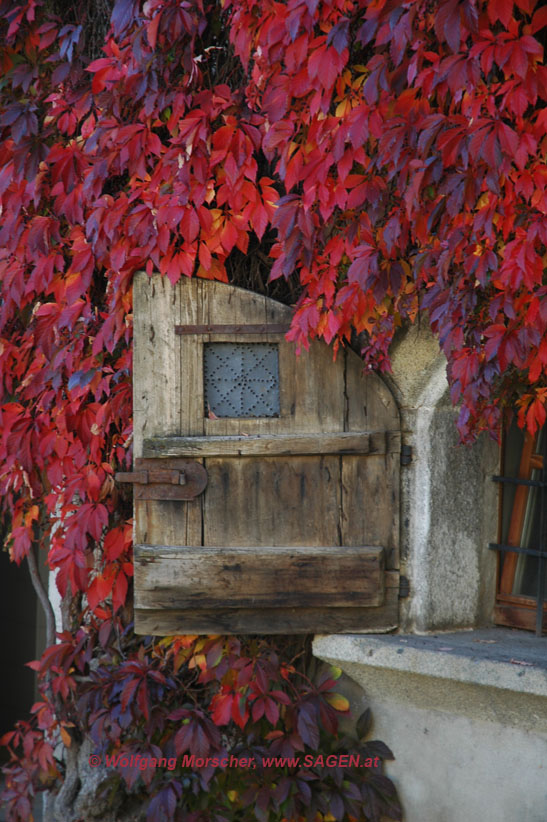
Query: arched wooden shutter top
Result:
<box><xmin>129</xmin><ymin>274</ymin><xmax>400</xmax><ymax>634</ymax></box>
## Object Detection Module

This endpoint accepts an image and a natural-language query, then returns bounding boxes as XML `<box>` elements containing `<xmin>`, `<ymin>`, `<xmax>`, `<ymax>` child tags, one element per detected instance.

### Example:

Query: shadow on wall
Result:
<box><xmin>0</xmin><ymin>549</ymin><xmax>40</xmax><ymax>763</ymax></box>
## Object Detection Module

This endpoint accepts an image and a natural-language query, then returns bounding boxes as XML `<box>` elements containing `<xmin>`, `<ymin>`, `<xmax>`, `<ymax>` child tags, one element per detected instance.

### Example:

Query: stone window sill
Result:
<box><xmin>313</xmin><ymin>627</ymin><xmax>547</xmax><ymax>700</ymax></box>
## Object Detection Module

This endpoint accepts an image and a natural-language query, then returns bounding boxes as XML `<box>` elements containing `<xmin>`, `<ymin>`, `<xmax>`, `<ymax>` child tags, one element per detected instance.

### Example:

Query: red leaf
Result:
<box><xmin>103</xmin><ymin>527</ymin><xmax>127</xmax><ymax>561</ymax></box>
<box><xmin>211</xmin><ymin>693</ymin><xmax>233</xmax><ymax>726</ymax></box>
<box><xmin>147</xmin><ymin>11</ymin><xmax>162</xmax><ymax>49</ymax></box>
<box><xmin>487</xmin><ymin>0</ymin><xmax>515</xmax><ymax>28</ymax></box>
<box><xmin>112</xmin><ymin>570</ymin><xmax>128</xmax><ymax>612</ymax></box>
<box><xmin>530</xmin><ymin>6</ymin><xmax>547</xmax><ymax>35</ymax></box>
<box><xmin>434</xmin><ymin>0</ymin><xmax>461</xmax><ymax>53</ymax></box>
<box><xmin>87</xmin><ymin>573</ymin><xmax>114</xmax><ymax>611</ymax></box>
<box><xmin>526</xmin><ymin>398</ymin><xmax>546</xmax><ymax>434</ymax></box>
<box><xmin>252</xmin><ymin>203</ymin><xmax>269</xmax><ymax>240</ymax></box>
<box><xmin>264</xmin><ymin>697</ymin><xmax>280</xmax><ymax>726</ymax></box>
<box><xmin>231</xmin><ymin>694</ymin><xmax>249</xmax><ymax>729</ymax></box>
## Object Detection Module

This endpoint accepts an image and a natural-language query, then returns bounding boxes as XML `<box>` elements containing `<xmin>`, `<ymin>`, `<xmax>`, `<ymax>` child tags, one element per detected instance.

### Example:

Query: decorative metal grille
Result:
<box><xmin>204</xmin><ymin>343</ymin><xmax>280</xmax><ymax>418</ymax></box>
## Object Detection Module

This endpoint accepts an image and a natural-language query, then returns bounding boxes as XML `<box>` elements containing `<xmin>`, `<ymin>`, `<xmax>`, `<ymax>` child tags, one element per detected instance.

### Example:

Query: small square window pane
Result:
<box><xmin>204</xmin><ymin>343</ymin><xmax>280</xmax><ymax>418</ymax></box>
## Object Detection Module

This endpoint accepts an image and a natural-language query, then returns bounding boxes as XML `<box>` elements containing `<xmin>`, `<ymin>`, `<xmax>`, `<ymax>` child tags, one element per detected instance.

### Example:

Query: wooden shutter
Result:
<box><xmin>129</xmin><ymin>274</ymin><xmax>400</xmax><ymax>634</ymax></box>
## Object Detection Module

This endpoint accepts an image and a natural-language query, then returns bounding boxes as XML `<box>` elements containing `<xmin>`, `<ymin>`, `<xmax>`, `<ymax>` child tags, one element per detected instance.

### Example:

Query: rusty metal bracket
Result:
<box><xmin>175</xmin><ymin>323</ymin><xmax>290</xmax><ymax>335</ymax></box>
<box><xmin>116</xmin><ymin>458</ymin><xmax>207</xmax><ymax>500</ymax></box>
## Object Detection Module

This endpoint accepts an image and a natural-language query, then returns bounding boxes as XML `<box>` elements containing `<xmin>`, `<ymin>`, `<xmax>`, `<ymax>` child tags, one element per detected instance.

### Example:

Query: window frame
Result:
<box><xmin>494</xmin><ymin>426</ymin><xmax>547</xmax><ymax>635</ymax></box>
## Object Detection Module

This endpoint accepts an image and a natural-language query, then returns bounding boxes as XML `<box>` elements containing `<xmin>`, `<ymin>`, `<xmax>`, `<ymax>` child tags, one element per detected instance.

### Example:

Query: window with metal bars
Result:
<box><xmin>491</xmin><ymin>420</ymin><xmax>547</xmax><ymax>636</ymax></box>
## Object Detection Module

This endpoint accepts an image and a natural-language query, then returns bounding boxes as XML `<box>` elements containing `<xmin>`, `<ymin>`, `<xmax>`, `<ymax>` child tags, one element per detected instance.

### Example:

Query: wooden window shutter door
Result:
<box><xmin>127</xmin><ymin>274</ymin><xmax>401</xmax><ymax>634</ymax></box>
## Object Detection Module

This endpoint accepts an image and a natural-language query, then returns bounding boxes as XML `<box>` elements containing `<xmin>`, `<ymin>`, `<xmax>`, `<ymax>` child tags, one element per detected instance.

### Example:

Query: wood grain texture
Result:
<box><xmin>345</xmin><ymin>352</ymin><xmax>400</xmax><ymax>432</ymax></box>
<box><xmin>133</xmin><ymin>275</ymin><xmax>207</xmax><ymax>546</ymax></box>
<box><xmin>341</xmin><ymin>453</ymin><xmax>400</xmax><ymax>570</ymax></box>
<box><xmin>135</xmin><ymin>545</ymin><xmax>384</xmax><ymax>609</ymax></box>
<box><xmin>202</xmin><ymin>456</ymin><xmax>341</xmax><ymax>547</ymax></box>
<box><xmin>343</xmin><ymin>349</ymin><xmax>400</xmax><ymax>571</ymax></box>
<box><xmin>135</xmin><ymin>583</ymin><xmax>399</xmax><ymax>635</ymax></box>
<box><xmin>135</xmin><ymin>499</ymin><xmax>184</xmax><ymax>546</ymax></box>
<box><xmin>133</xmin><ymin>272</ymin><xmax>182</xmax><ymax>456</ymax></box>
<box><xmin>143</xmin><ymin>431</ymin><xmax>401</xmax><ymax>458</ymax></box>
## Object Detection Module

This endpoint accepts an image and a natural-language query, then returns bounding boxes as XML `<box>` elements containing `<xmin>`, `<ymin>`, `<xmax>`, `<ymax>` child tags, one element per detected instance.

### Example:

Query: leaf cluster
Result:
<box><xmin>2</xmin><ymin>631</ymin><xmax>401</xmax><ymax>822</ymax></box>
<box><xmin>1</xmin><ymin>0</ymin><xmax>547</xmax><ymax>817</ymax></box>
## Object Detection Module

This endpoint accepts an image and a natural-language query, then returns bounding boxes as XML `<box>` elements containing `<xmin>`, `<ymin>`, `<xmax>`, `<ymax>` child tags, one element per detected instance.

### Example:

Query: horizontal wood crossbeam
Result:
<box><xmin>135</xmin><ymin>602</ymin><xmax>399</xmax><ymax>635</ymax></box>
<box><xmin>143</xmin><ymin>431</ymin><xmax>401</xmax><ymax>459</ymax></box>
<box><xmin>135</xmin><ymin>545</ymin><xmax>385</xmax><ymax>610</ymax></box>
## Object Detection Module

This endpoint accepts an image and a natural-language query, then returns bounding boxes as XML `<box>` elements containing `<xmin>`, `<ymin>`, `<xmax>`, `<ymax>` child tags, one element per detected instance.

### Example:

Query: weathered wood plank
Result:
<box><xmin>135</xmin><ymin>545</ymin><xmax>384</xmax><ymax>609</ymax></box>
<box><xmin>135</xmin><ymin>500</ymin><xmax>184</xmax><ymax>546</ymax></box>
<box><xmin>345</xmin><ymin>352</ymin><xmax>400</xmax><ymax>432</ymax></box>
<box><xmin>287</xmin><ymin>341</ymin><xmax>346</xmax><ymax>434</ymax></box>
<box><xmin>202</xmin><ymin>456</ymin><xmax>341</xmax><ymax>547</ymax></box>
<box><xmin>134</xmin><ymin>582</ymin><xmax>399</xmax><ymax>635</ymax></box>
<box><xmin>179</xmin><ymin>277</ymin><xmax>206</xmax><ymax>436</ymax></box>
<box><xmin>341</xmin><ymin>453</ymin><xmax>400</xmax><ymax>570</ymax></box>
<box><xmin>143</xmin><ymin>431</ymin><xmax>401</xmax><ymax>458</ymax></box>
<box><xmin>133</xmin><ymin>274</ymin><xmax>206</xmax><ymax>546</ymax></box>
<box><xmin>133</xmin><ymin>272</ymin><xmax>183</xmax><ymax>456</ymax></box>
<box><xmin>177</xmin><ymin>279</ymin><xmax>207</xmax><ymax>541</ymax></box>
<box><xmin>343</xmin><ymin>351</ymin><xmax>400</xmax><ymax>570</ymax></box>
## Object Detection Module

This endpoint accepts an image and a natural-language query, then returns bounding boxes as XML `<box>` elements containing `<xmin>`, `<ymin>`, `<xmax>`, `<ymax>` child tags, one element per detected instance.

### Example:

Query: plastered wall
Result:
<box><xmin>383</xmin><ymin>324</ymin><xmax>499</xmax><ymax>631</ymax></box>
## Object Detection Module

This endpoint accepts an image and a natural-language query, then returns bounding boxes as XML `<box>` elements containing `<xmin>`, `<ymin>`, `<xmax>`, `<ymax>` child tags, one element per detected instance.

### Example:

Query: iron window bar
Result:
<box><xmin>491</xmin><ymin>476</ymin><xmax>544</xmax><ymax>488</ymax></box>
<box><xmin>489</xmin><ymin>432</ymin><xmax>547</xmax><ymax>637</ymax></box>
<box><xmin>491</xmin><ymin>544</ymin><xmax>547</xmax><ymax>560</ymax></box>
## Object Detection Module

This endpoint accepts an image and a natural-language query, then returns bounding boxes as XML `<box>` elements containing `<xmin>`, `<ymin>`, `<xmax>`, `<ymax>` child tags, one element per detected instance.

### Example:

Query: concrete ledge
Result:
<box><xmin>314</xmin><ymin>628</ymin><xmax>547</xmax><ymax>699</ymax></box>
<box><xmin>313</xmin><ymin>628</ymin><xmax>547</xmax><ymax>822</ymax></box>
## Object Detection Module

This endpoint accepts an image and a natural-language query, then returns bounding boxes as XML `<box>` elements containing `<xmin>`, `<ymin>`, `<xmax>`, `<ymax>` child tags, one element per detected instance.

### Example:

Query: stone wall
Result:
<box><xmin>383</xmin><ymin>324</ymin><xmax>499</xmax><ymax>631</ymax></box>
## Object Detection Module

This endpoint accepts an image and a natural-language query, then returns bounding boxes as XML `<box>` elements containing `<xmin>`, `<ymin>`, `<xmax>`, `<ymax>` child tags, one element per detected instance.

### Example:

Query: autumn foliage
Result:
<box><xmin>0</xmin><ymin>0</ymin><xmax>546</xmax><ymax>818</ymax></box>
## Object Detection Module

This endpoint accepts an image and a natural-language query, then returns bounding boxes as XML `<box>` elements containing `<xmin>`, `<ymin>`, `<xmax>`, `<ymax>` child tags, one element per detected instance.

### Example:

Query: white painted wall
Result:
<box><xmin>369</xmin><ymin>697</ymin><xmax>546</xmax><ymax>822</ymax></box>
<box><xmin>315</xmin><ymin>632</ymin><xmax>547</xmax><ymax>822</ymax></box>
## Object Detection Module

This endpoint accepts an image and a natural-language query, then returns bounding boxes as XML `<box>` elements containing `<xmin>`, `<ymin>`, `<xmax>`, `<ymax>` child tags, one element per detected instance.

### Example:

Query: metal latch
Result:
<box><xmin>115</xmin><ymin>458</ymin><xmax>207</xmax><ymax>500</ymax></box>
<box><xmin>116</xmin><ymin>469</ymin><xmax>187</xmax><ymax>486</ymax></box>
